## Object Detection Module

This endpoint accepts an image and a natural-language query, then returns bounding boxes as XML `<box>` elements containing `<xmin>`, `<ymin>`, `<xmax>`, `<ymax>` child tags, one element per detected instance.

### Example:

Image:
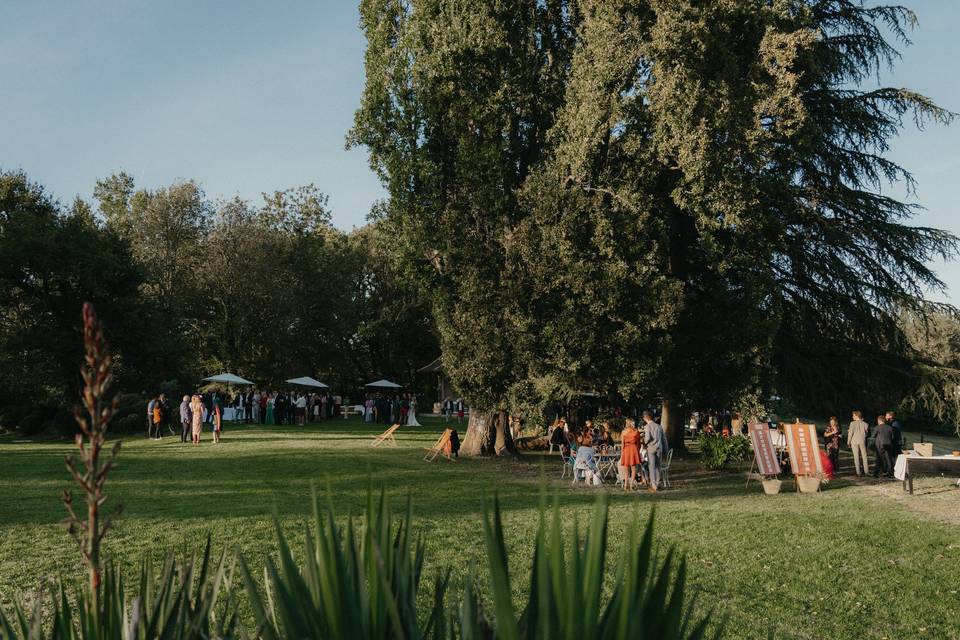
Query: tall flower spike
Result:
<box><xmin>63</xmin><ymin>303</ymin><xmax>123</xmax><ymax>625</ymax></box>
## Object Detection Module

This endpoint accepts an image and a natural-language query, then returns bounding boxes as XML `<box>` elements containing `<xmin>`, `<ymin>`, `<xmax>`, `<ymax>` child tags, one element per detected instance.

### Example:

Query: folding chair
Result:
<box><xmin>424</xmin><ymin>428</ymin><xmax>454</xmax><ymax>461</ymax></box>
<box><xmin>371</xmin><ymin>424</ymin><xmax>401</xmax><ymax>447</ymax></box>
<box><xmin>660</xmin><ymin>449</ymin><xmax>674</xmax><ymax>488</ymax></box>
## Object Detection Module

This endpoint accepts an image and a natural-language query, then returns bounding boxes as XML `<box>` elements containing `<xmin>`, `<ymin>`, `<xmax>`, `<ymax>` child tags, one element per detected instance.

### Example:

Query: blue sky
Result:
<box><xmin>1</xmin><ymin>1</ymin><xmax>958</xmax><ymax>299</ymax></box>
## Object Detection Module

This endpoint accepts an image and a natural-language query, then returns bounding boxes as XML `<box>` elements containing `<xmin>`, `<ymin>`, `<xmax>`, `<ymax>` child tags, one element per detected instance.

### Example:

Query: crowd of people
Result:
<box><xmin>363</xmin><ymin>393</ymin><xmax>423</xmax><ymax>426</ymax></box>
<box><xmin>548</xmin><ymin>411</ymin><xmax>670</xmax><ymax>492</ymax></box>
<box><xmin>546</xmin><ymin>404</ymin><xmax>910</xmax><ymax>489</ymax></box>
<box><xmin>145</xmin><ymin>389</ymin><xmax>347</xmax><ymax>444</ymax></box>
<box><xmin>236</xmin><ymin>390</ymin><xmax>342</xmax><ymax>425</ymax></box>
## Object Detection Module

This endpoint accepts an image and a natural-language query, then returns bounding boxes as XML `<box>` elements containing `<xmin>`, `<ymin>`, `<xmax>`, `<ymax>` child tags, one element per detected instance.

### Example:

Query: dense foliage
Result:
<box><xmin>351</xmin><ymin>0</ymin><xmax>959</xmax><ymax>450</ymax></box>
<box><xmin>0</xmin><ymin>170</ymin><xmax>437</xmax><ymax>435</ymax></box>
<box><xmin>696</xmin><ymin>435</ymin><xmax>752</xmax><ymax>471</ymax></box>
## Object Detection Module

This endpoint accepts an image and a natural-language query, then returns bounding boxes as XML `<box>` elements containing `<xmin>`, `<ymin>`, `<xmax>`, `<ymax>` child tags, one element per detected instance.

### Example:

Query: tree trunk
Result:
<box><xmin>460</xmin><ymin>408</ymin><xmax>518</xmax><ymax>457</ymax></box>
<box><xmin>660</xmin><ymin>397</ymin><xmax>686</xmax><ymax>453</ymax></box>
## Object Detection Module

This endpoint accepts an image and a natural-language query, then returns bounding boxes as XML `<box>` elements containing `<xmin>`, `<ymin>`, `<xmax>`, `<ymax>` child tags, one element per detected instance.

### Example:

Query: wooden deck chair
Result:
<box><xmin>371</xmin><ymin>423</ymin><xmax>401</xmax><ymax>447</ymax></box>
<box><xmin>424</xmin><ymin>428</ymin><xmax>454</xmax><ymax>461</ymax></box>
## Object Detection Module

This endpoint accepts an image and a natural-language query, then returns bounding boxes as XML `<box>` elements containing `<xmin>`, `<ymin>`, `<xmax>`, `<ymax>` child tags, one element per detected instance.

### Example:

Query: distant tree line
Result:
<box><xmin>0</xmin><ymin>170</ymin><xmax>438</xmax><ymax>435</ymax></box>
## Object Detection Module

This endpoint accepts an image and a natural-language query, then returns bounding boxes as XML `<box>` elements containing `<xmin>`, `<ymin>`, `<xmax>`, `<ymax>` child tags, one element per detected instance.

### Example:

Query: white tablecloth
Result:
<box><xmin>894</xmin><ymin>453</ymin><xmax>960</xmax><ymax>481</ymax></box>
<box><xmin>223</xmin><ymin>407</ymin><xmax>238</xmax><ymax>421</ymax></box>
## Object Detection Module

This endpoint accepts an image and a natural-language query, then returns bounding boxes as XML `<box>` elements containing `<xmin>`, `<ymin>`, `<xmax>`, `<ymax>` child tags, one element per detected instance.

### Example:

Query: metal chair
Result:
<box><xmin>560</xmin><ymin>450</ymin><xmax>574</xmax><ymax>478</ymax></box>
<box><xmin>660</xmin><ymin>449</ymin><xmax>674</xmax><ymax>488</ymax></box>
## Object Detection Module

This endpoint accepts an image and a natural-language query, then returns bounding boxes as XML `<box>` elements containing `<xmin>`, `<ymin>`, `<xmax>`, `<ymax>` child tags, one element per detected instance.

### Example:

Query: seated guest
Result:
<box><xmin>548</xmin><ymin>419</ymin><xmax>567</xmax><ymax>454</ymax></box>
<box><xmin>449</xmin><ymin>428</ymin><xmax>461</xmax><ymax>458</ymax></box>
<box><xmin>573</xmin><ymin>434</ymin><xmax>601</xmax><ymax>486</ymax></box>
<box><xmin>590</xmin><ymin>426</ymin><xmax>604</xmax><ymax>448</ymax></box>
<box><xmin>600</xmin><ymin>422</ymin><xmax>614</xmax><ymax>447</ymax></box>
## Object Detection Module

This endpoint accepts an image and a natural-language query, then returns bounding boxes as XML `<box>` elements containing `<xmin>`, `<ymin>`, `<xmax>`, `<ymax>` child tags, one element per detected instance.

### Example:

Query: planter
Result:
<box><xmin>796</xmin><ymin>475</ymin><xmax>822</xmax><ymax>493</ymax></box>
<box><xmin>761</xmin><ymin>478</ymin><xmax>782</xmax><ymax>495</ymax></box>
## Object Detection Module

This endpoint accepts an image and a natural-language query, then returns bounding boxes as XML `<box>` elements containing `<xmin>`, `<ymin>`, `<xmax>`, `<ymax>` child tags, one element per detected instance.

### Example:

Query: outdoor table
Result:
<box><xmin>596</xmin><ymin>452</ymin><xmax>620</xmax><ymax>482</ymax></box>
<box><xmin>894</xmin><ymin>452</ymin><xmax>960</xmax><ymax>494</ymax></box>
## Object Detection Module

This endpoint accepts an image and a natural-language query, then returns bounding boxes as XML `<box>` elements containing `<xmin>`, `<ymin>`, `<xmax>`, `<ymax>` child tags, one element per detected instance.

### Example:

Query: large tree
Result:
<box><xmin>0</xmin><ymin>171</ymin><xmax>149</xmax><ymax>424</ymax></box>
<box><xmin>353</xmin><ymin>0</ymin><xmax>956</xmax><ymax>454</ymax></box>
<box><xmin>351</xmin><ymin>0</ymin><xmax>578</xmax><ymax>454</ymax></box>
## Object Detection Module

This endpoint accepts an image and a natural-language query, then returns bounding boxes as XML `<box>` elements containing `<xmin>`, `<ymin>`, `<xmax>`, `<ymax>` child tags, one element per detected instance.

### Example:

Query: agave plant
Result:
<box><xmin>0</xmin><ymin>540</ymin><xmax>239</xmax><ymax>640</ymax></box>
<box><xmin>463</xmin><ymin>494</ymin><xmax>718</xmax><ymax>640</ymax></box>
<box><xmin>239</xmin><ymin>488</ymin><xmax>448</xmax><ymax>640</ymax></box>
<box><xmin>241</xmin><ymin>488</ymin><xmax>719</xmax><ymax>640</ymax></box>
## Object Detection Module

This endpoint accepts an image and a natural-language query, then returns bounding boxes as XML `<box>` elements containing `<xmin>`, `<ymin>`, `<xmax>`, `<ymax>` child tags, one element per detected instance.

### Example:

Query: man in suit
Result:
<box><xmin>642</xmin><ymin>410</ymin><xmax>667</xmax><ymax>492</ymax></box>
<box><xmin>885</xmin><ymin>410</ymin><xmax>903</xmax><ymax>457</ymax></box>
<box><xmin>872</xmin><ymin>415</ymin><xmax>894</xmax><ymax>478</ymax></box>
<box><xmin>847</xmin><ymin>410</ymin><xmax>870</xmax><ymax>476</ymax></box>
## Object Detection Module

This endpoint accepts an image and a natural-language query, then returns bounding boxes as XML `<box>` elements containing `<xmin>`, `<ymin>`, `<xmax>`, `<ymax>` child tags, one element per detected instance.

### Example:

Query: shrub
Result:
<box><xmin>697</xmin><ymin>434</ymin><xmax>751</xmax><ymax>471</ymax></box>
<box><xmin>114</xmin><ymin>414</ymin><xmax>145</xmax><ymax>435</ymax></box>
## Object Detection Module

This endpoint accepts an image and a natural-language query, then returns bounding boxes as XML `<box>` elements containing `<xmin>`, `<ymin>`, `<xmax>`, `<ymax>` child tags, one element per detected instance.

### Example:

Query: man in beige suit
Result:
<box><xmin>847</xmin><ymin>410</ymin><xmax>870</xmax><ymax>476</ymax></box>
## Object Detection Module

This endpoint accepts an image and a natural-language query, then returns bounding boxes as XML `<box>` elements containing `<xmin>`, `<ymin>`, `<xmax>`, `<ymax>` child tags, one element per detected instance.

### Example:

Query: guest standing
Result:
<box><xmin>151</xmin><ymin>397</ymin><xmax>164</xmax><ymax>440</ymax></box>
<box><xmin>179</xmin><ymin>395</ymin><xmax>192</xmax><ymax>443</ymax></box>
<box><xmin>147</xmin><ymin>396</ymin><xmax>158</xmax><ymax>438</ymax></box>
<box><xmin>620</xmin><ymin>418</ymin><xmax>642</xmax><ymax>491</ymax></box>
<box><xmin>266</xmin><ymin>393</ymin><xmax>275</xmax><ymax>425</ymax></box>
<box><xmin>190</xmin><ymin>395</ymin><xmax>204</xmax><ymax>444</ymax></box>
<box><xmin>885</xmin><ymin>411</ymin><xmax>903</xmax><ymax>458</ymax></box>
<box><xmin>212</xmin><ymin>398</ymin><xmax>222</xmax><ymax>444</ymax></box>
<box><xmin>643</xmin><ymin>411</ymin><xmax>666</xmax><ymax>492</ymax></box>
<box><xmin>872</xmin><ymin>415</ymin><xmax>894</xmax><ymax>478</ymax></box>
<box><xmin>824</xmin><ymin>416</ymin><xmax>841</xmax><ymax>472</ymax></box>
<box><xmin>847</xmin><ymin>411</ymin><xmax>870</xmax><ymax>477</ymax></box>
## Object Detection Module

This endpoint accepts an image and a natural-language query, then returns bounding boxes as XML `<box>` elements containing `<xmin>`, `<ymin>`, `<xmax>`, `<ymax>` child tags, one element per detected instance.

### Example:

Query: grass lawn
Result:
<box><xmin>1</xmin><ymin>416</ymin><xmax>958</xmax><ymax>639</ymax></box>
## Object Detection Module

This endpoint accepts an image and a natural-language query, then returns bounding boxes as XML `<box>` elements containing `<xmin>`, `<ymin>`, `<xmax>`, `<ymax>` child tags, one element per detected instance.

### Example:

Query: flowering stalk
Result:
<box><xmin>62</xmin><ymin>303</ymin><xmax>122</xmax><ymax>621</ymax></box>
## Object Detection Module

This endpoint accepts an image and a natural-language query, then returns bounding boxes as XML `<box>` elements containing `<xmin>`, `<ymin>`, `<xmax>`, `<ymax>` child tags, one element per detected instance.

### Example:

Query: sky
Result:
<box><xmin>1</xmin><ymin>1</ymin><xmax>958</xmax><ymax>299</ymax></box>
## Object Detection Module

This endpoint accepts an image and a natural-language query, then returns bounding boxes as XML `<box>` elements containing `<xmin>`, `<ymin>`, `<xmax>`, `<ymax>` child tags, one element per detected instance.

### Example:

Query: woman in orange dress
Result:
<box><xmin>620</xmin><ymin>418</ymin><xmax>642</xmax><ymax>490</ymax></box>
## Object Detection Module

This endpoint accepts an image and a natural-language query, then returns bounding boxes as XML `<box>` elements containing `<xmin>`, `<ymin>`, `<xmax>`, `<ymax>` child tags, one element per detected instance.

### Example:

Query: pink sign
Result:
<box><xmin>748</xmin><ymin>422</ymin><xmax>780</xmax><ymax>476</ymax></box>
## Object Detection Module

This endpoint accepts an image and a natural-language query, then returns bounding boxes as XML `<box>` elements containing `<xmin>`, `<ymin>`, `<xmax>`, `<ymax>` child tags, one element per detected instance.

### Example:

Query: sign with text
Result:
<box><xmin>784</xmin><ymin>422</ymin><xmax>823</xmax><ymax>477</ymax></box>
<box><xmin>748</xmin><ymin>422</ymin><xmax>781</xmax><ymax>476</ymax></box>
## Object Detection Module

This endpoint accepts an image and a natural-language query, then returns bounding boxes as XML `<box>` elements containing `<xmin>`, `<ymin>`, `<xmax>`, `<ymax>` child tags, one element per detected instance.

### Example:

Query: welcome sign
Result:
<box><xmin>784</xmin><ymin>422</ymin><xmax>822</xmax><ymax>477</ymax></box>
<box><xmin>748</xmin><ymin>422</ymin><xmax>781</xmax><ymax>476</ymax></box>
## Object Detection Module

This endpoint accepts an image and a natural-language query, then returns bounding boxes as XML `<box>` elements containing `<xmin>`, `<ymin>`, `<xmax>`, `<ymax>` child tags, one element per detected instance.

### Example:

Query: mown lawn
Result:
<box><xmin>1</xmin><ymin>416</ymin><xmax>958</xmax><ymax>639</ymax></box>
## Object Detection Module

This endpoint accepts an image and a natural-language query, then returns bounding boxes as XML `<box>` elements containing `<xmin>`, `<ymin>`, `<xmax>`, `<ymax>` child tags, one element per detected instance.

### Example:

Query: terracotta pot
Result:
<box><xmin>796</xmin><ymin>475</ymin><xmax>821</xmax><ymax>493</ymax></box>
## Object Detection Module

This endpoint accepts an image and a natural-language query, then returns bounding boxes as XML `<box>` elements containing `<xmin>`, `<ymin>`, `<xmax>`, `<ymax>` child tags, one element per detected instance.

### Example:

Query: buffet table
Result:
<box><xmin>894</xmin><ymin>452</ymin><xmax>960</xmax><ymax>494</ymax></box>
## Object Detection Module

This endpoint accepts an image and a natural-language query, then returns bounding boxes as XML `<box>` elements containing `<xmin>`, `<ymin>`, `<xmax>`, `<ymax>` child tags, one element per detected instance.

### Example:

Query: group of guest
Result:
<box><xmin>441</xmin><ymin>397</ymin><xmax>468</xmax><ymax>424</ymax></box>
<box><xmin>149</xmin><ymin>392</ymin><xmax>225</xmax><ymax>443</ymax></box>
<box><xmin>363</xmin><ymin>394</ymin><xmax>421</xmax><ymax>426</ymax></box>
<box><xmin>762</xmin><ymin>410</ymin><xmax>904</xmax><ymax>479</ymax></box>
<box><xmin>237</xmin><ymin>390</ymin><xmax>341</xmax><ymax>425</ymax></box>
<box><xmin>177</xmin><ymin>394</ymin><xmax>220</xmax><ymax>444</ymax></box>
<box><xmin>549</xmin><ymin>412</ymin><xmax>670</xmax><ymax>492</ymax></box>
<box><xmin>828</xmin><ymin>410</ymin><xmax>903</xmax><ymax>478</ymax></box>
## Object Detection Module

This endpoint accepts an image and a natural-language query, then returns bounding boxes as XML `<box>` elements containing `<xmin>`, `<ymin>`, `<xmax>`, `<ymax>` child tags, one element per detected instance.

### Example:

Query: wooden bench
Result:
<box><xmin>371</xmin><ymin>424</ymin><xmax>401</xmax><ymax>447</ymax></box>
<box><xmin>424</xmin><ymin>428</ymin><xmax>455</xmax><ymax>462</ymax></box>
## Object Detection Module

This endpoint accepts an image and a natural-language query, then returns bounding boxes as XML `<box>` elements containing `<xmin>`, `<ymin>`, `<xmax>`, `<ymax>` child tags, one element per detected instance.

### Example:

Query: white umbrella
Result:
<box><xmin>285</xmin><ymin>376</ymin><xmax>329</xmax><ymax>389</ymax></box>
<box><xmin>365</xmin><ymin>379</ymin><xmax>403</xmax><ymax>389</ymax></box>
<box><xmin>203</xmin><ymin>373</ymin><xmax>254</xmax><ymax>385</ymax></box>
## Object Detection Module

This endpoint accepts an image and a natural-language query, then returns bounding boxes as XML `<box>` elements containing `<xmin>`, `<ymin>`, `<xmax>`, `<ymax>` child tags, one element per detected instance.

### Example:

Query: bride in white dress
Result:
<box><xmin>405</xmin><ymin>397</ymin><xmax>421</xmax><ymax>427</ymax></box>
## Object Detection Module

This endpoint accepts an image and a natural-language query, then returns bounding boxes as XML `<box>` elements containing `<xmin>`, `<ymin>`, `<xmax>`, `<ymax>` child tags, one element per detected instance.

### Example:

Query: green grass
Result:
<box><xmin>1</xmin><ymin>416</ymin><xmax>958</xmax><ymax>639</ymax></box>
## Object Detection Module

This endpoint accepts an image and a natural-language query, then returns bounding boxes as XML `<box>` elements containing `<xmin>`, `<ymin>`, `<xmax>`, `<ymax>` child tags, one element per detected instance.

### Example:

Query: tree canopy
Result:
<box><xmin>352</xmin><ymin>0</ymin><xmax>958</xmax><ymax>452</ymax></box>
